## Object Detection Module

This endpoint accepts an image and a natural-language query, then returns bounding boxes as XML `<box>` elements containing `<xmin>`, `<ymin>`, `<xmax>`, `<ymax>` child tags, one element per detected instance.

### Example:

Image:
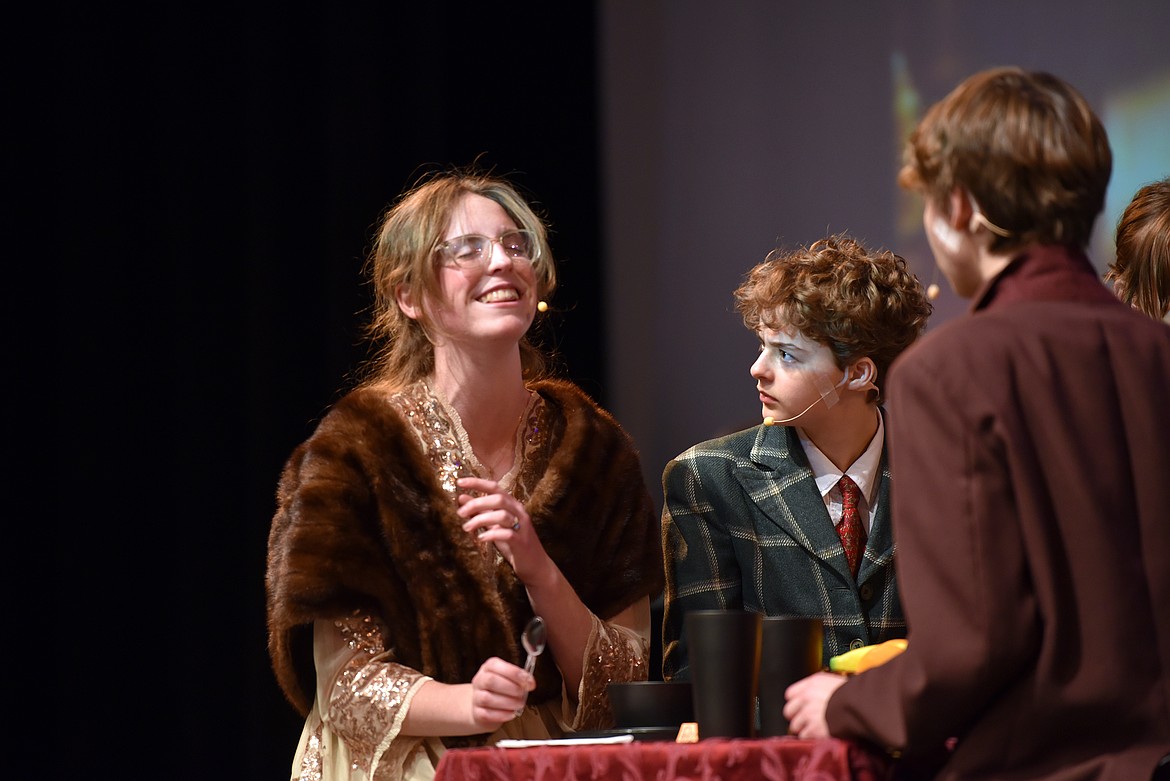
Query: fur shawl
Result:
<box><xmin>266</xmin><ymin>379</ymin><xmax>663</xmax><ymax>719</ymax></box>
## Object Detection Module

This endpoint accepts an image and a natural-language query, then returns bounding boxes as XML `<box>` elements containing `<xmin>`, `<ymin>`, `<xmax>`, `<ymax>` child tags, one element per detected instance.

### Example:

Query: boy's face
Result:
<box><xmin>750</xmin><ymin>324</ymin><xmax>844</xmax><ymax>426</ymax></box>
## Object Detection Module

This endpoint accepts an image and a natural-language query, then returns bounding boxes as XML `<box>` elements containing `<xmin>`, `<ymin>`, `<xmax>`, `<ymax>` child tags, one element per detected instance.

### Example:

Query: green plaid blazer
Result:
<box><xmin>661</xmin><ymin>420</ymin><xmax>906</xmax><ymax>679</ymax></box>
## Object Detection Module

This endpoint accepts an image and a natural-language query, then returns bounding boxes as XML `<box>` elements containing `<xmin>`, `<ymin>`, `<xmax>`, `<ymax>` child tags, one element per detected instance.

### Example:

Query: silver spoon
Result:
<box><xmin>516</xmin><ymin>616</ymin><xmax>547</xmax><ymax>715</ymax></box>
<box><xmin>521</xmin><ymin>615</ymin><xmax>546</xmax><ymax>673</ymax></box>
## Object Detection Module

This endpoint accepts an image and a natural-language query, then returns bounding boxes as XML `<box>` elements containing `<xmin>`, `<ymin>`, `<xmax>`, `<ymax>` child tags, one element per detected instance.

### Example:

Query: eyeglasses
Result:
<box><xmin>434</xmin><ymin>229</ymin><xmax>538</xmax><ymax>268</ymax></box>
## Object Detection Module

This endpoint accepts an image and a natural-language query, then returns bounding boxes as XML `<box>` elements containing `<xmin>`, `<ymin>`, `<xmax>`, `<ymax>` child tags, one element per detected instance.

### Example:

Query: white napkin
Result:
<box><xmin>496</xmin><ymin>734</ymin><xmax>635</xmax><ymax>748</ymax></box>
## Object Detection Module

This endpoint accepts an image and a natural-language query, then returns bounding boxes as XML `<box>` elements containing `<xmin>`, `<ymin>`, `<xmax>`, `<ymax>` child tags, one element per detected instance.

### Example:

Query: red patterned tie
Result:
<box><xmin>837</xmin><ymin>476</ymin><xmax>867</xmax><ymax>579</ymax></box>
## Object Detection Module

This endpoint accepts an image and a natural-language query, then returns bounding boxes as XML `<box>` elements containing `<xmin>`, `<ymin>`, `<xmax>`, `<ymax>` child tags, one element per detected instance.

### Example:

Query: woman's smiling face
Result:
<box><xmin>422</xmin><ymin>192</ymin><xmax>539</xmax><ymax>352</ymax></box>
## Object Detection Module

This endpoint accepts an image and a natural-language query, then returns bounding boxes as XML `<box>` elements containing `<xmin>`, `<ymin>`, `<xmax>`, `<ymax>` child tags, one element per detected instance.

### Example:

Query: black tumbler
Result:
<box><xmin>685</xmin><ymin>609</ymin><xmax>762</xmax><ymax>739</ymax></box>
<box><xmin>757</xmin><ymin>616</ymin><xmax>824</xmax><ymax>737</ymax></box>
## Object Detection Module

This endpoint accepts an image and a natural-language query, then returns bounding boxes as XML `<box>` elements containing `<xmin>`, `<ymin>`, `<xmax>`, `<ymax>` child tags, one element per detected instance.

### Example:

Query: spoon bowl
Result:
<box><xmin>521</xmin><ymin>616</ymin><xmax>547</xmax><ymax>674</ymax></box>
<box><xmin>516</xmin><ymin>616</ymin><xmax>546</xmax><ymax>716</ymax></box>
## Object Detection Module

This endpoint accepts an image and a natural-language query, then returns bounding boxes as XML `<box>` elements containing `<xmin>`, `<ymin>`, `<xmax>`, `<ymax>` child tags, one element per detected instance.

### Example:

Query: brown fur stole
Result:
<box><xmin>266</xmin><ymin>379</ymin><xmax>663</xmax><ymax>733</ymax></box>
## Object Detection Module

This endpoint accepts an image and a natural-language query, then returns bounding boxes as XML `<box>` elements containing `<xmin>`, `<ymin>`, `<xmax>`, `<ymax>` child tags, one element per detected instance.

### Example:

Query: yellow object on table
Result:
<box><xmin>828</xmin><ymin>639</ymin><xmax>908</xmax><ymax>674</ymax></box>
<box><xmin>676</xmin><ymin>722</ymin><xmax>699</xmax><ymax>743</ymax></box>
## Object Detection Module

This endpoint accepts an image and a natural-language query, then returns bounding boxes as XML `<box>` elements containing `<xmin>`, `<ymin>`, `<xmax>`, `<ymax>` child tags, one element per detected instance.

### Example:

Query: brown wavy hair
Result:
<box><xmin>1106</xmin><ymin>177</ymin><xmax>1170</xmax><ymax>320</ymax></box>
<box><xmin>359</xmin><ymin>169</ymin><xmax>558</xmax><ymax>390</ymax></box>
<box><xmin>898</xmin><ymin>67</ymin><xmax>1111</xmax><ymax>253</ymax></box>
<box><xmin>734</xmin><ymin>234</ymin><xmax>932</xmax><ymax>404</ymax></box>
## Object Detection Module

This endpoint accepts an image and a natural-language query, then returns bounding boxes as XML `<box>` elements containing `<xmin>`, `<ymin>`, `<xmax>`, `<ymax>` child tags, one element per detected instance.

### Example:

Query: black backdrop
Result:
<box><xmin>48</xmin><ymin>6</ymin><xmax>604</xmax><ymax>777</ymax></box>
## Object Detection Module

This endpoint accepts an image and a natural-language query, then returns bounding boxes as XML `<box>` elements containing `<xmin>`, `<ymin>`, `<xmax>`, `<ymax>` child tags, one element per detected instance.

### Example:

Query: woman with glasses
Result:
<box><xmin>266</xmin><ymin>170</ymin><xmax>663</xmax><ymax>781</ymax></box>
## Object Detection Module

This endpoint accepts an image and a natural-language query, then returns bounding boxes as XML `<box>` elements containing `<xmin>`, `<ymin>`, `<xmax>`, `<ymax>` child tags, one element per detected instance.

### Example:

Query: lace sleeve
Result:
<box><xmin>568</xmin><ymin>597</ymin><xmax>651</xmax><ymax>731</ymax></box>
<box><xmin>314</xmin><ymin>614</ymin><xmax>431</xmax><ymax>777</ymax></box>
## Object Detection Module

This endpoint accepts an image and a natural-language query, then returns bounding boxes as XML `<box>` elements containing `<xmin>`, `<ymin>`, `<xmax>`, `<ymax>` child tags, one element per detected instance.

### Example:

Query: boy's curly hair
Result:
<box><xmin>734</xmin><ymin>234</ymin><xmax>933</xmax><ymax>403</ymax></box>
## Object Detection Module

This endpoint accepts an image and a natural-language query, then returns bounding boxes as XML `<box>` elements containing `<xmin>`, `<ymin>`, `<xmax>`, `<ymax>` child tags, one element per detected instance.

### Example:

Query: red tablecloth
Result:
<box><xmin>434</xmin><ymin>736</ymin><xmax>893</xmax><ymax>781</ymax></box>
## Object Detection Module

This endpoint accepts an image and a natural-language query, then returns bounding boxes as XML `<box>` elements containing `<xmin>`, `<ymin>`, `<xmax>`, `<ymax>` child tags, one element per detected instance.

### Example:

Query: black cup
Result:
<box><xmin>757</xmin><ymin>616</ymin><xmax>824</xmax><ymax>737</ymax></box>
<box><xmin>685</xmin><ymin>609</ymin><xmax>762</xmax><ymax>738</ymax></box>
<box><xmin>608</xmin><ymin>681</ymin><xmax>694</xmax><ymax>728</ymax></box>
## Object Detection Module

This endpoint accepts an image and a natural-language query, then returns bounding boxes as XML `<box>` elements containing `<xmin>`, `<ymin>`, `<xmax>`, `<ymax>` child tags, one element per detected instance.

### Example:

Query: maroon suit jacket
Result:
<box><xmin>827</xmin><ymin>246</ymin><xmax>1170</xmax><ymax>781</ymax></box>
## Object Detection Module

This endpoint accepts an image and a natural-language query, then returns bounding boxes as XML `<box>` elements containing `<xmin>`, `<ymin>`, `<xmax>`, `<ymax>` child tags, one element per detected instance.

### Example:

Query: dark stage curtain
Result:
<box><xmin>44</xmin><ymin>6</ymin><xmax>603</xmax><ymax>777</ymax></box>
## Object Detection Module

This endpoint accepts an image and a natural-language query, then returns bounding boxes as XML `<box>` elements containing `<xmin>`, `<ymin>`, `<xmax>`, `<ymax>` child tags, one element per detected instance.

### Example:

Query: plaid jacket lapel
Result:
<box><xmin>855</xmin><ymin>447</ymin><xmax>894</xmax><ymax>584</ymax></box>
<box><xmin>732</xmin><ymin>424</ymin><xmax>853</xmax><ymax>581</ymax></box>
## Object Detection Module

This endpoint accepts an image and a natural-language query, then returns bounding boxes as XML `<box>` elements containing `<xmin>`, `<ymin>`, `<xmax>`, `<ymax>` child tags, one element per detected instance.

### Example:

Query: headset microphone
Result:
<box><xmin>762</xmin><ymin>395</ymin><xmax>830</xmax><ymax>426</ymax></box>
<box><xmin>763</xmin><ymin>370</ymin><xmax>854</xmax><ymax>426</ymax></box>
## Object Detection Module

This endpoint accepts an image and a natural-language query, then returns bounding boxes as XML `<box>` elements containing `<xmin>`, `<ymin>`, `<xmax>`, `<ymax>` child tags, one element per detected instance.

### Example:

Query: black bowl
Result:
<box><xmin>608</xmin><ymin>681</ymin><xmax>694</xmax><ymax>728</ymax></box>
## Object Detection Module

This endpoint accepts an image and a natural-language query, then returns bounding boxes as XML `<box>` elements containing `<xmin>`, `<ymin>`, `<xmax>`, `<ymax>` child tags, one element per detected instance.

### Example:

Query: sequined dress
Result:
<box><xmin>283</xmin><ymin>380</ymin><xmax>654</xmax><ymax>781</ymax></box>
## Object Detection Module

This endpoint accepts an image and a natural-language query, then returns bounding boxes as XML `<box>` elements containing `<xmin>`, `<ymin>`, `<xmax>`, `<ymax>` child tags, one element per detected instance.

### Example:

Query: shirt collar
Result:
<box><xmin>798</xmin><ymin>412</ymin><xmax>884</xmax><ymax>506</ymax></box>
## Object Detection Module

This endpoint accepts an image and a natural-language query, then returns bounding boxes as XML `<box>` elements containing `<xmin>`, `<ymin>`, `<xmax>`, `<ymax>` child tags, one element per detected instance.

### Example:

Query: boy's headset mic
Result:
<box><xmin>763</xmin><ymin>371</ymin><xmax>851</xmax><ymax>426</ymax></box>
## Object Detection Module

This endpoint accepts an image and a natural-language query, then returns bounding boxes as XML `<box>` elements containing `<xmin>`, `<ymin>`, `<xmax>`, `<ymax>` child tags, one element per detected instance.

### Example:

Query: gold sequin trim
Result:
<box><xmin>388</xmin><ymin>380</ymin><xmax>550</xmax><ymax>504</ymax></box>
<box><xmin>573</xmin><ymin>613</ymin><xmax>651</xmax><ymax>731</ymax></box>
<box><xmin>388</xmin><ymin>382</ymin><xmax>475</xmax><ymax>496</ymax></box>
<box><xmin>326</xmin><ymin>615</ymin><xmax>427</xmax><ymax>777</ymax></box>
<box><xmin>296</xmin><ymin>730</ymin><xmax>323</xmax><ymax>781</ymax></box>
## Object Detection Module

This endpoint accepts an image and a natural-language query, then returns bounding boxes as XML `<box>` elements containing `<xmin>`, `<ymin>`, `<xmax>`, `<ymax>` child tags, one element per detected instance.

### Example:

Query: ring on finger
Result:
<box><xmin>511</xmin><ymin>515</ymin><xmax>521</xmax><ymax>531</ymax></box>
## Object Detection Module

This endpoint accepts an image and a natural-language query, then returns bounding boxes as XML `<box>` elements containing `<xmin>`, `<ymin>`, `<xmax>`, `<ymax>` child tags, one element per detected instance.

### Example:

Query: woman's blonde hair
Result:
<box><xmin>360</xmin><ymin>169</ymin><xmax>557</xmax><ymax>389</ymax></box>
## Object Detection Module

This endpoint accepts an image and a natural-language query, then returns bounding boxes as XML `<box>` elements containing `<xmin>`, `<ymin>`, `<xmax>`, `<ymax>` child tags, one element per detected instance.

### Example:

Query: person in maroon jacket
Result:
<box><xmin>783</xmin><ymin>67</ymin><xmax>1170</xmax><ymax>781</ymax></box>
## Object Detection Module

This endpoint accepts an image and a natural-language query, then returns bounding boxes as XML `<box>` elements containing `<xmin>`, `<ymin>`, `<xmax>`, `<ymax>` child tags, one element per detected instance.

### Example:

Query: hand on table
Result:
<box><xmin>783</xmin><ymin>671</ymin><xmax>848</xmax><ymax>739</ymax></box>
